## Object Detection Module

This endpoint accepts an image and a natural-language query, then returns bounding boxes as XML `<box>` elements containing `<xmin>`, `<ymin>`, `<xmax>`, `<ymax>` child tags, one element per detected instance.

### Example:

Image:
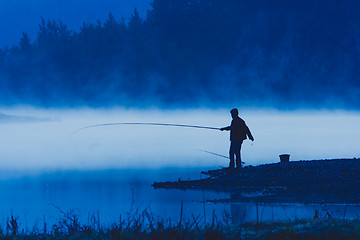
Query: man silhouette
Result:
<box><xmin>220</xmin><ymin>108</ymin><xmax>254</xmax><ymax>169</ymax></box>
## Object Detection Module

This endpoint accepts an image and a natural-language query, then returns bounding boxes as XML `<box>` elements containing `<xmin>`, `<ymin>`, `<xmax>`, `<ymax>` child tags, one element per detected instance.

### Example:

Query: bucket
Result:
<box><xmin>279</xmin><ymin>154</ymin><xmax>290</xmax><ymax>162</ymax></box>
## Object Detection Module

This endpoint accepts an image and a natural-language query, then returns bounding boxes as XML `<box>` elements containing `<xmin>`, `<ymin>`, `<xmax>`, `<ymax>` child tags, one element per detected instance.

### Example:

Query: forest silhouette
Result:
<box><xmin>0</xmin><ymin>0</ymin><xmax>359</xmax><ymax>108</ymax></box>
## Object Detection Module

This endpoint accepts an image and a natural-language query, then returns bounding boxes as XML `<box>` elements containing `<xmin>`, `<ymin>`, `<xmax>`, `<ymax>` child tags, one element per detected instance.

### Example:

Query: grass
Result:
<box><xmin>1</xmin><ymin>207</ymin><xmax>360</xmax><ymax>239</ymax></box>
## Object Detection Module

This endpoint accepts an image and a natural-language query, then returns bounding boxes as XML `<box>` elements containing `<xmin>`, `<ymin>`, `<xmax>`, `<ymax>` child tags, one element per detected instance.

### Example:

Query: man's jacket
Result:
<box><xmin>224</xmin><ymin>117</ymin><xmax>253</xmax><ymax>142</ymax></box>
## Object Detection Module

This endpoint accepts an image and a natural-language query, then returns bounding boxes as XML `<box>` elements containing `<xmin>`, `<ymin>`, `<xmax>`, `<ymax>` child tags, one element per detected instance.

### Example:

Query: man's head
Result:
<box><xmin>230</xmin><ymin>108</ymin><xmax>238</xmax><ymax>118</ymax></box>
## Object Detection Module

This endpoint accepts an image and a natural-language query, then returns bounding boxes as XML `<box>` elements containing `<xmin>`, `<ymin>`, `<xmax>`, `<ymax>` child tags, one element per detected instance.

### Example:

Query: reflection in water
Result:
<box><xmin>223</xmin><ymin>187</ymin><xmax>359</xmax><ymax>224</ymax></box>
<box><xmin>227</xmin><ymin>189</ymin><xmax>360</xmax><ymax>224</ymax></box>
<box><xmin>229</xmin><ymin>202</ymin><xmax>360</xmax><ymax>224</ymax></box>
<box><xmin>231</xmin><ymin>203</ymin><xmax>247</xmax><ymax>224</ymax></box>
<box><xmin>0</xmin><ymin>170</ymin><xmax>360</xmax><ymax>229</ymax></box>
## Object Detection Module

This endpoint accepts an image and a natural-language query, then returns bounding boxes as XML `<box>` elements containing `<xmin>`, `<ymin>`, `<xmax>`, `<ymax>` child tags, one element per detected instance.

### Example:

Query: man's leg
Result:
<box><xmin>235</xmin><ymin>140</ymin><xmax>243</xmax><ymax>168</ymax></box>
<box><xmin>229</xmin><ymin>141</ymin><xmax>235</xmax><ymax>168</ymax></box>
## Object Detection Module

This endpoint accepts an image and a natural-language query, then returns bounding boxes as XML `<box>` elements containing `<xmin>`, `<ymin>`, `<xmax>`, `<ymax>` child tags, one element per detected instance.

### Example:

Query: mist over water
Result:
<box><xmin>0</xmin><ymin>107</ymin><xmax>359</xmax><ymax>174</ymax></box>
<box><xmin>0</xmin><ymin>107</ymin><xmax>360</xmax><ymax>227</ymax></box>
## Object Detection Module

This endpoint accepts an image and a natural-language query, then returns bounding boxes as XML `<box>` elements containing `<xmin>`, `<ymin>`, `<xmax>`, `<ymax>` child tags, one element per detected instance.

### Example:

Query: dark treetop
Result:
<box><xmin>1</xmin><ymin>0</ymin><xmax>359</xmax><ymax>108</ymax></box>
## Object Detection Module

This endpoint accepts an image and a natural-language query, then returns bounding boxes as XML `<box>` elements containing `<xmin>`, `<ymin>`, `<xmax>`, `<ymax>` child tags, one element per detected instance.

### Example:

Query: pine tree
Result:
<box><xmin>19</xmin><ymin>32</ymin><xmax>32</xmax><ymax>53</ymax></box>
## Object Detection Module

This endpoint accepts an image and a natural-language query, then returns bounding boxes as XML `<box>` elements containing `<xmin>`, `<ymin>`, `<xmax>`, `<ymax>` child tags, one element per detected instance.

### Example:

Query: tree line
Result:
<box><xmin>0</xmin><ymin>0</ymin><xmax>359</xmax><ymax>108</ymax></box>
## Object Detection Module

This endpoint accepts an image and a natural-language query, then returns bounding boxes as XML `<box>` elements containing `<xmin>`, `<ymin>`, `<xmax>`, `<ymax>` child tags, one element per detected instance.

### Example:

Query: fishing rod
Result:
<box><xmin>195</xmin><ymin>149</ymin><xmax>245</xmax><ymax>164</ymax></box>
<box><xmin>70</xmin><ymin>122</ymin><xmax>221</xmax><ymax>138</ymax></box>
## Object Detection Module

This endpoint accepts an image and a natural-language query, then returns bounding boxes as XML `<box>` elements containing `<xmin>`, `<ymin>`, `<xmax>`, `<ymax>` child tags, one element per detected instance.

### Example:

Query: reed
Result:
<box><xmin>0</xmin><ymin>209</ymin><xmax>360</xmax><ymax>239</ymax></box>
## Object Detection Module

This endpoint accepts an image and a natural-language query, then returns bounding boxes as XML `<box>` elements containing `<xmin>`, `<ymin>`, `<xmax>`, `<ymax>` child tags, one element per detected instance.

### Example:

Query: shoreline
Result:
<box><xmin>153</xmin><ymin>158</ymin><xmax>360</xmax><ymax>204</ymax></box>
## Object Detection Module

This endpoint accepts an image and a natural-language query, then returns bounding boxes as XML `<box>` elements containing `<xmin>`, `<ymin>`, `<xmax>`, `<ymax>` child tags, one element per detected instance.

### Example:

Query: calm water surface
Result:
<box><xmin>1</xmin><ymin>169</ymin><xmax>360</xmax><ymax>230</ymax></box>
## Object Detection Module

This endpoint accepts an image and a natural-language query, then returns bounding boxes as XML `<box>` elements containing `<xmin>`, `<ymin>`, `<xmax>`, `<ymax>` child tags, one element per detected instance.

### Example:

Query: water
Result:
<box><xmin>1</xmin><ymin>169</ymin><xmax>360</xmax><ymax>230</ymax></box>
<box><xmin>0</xmin><ymin>107</ymin><xmax>360</xmax><ymax>229</ymax></box>
<box><xmin>0</xmin><ymin>169</ymin><xmax>228</xmax><ymax>228</ymax></box>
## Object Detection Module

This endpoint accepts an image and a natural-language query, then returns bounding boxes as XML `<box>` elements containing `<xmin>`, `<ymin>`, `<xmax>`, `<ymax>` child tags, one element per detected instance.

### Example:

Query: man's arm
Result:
<box><xmin>220</xmin><ymin>126</ymin><xmax>231</xmax><ymax>131</ymax></box>
<box><xmin>246</xmin><ymin>126</ymin><xmax>254</xmax><ymax>141</ymax></box>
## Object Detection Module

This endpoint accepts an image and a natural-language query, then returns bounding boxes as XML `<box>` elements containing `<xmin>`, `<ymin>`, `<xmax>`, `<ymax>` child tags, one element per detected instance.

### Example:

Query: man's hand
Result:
<box><xmin>250</xmin><ymin>136</ymin><xmax>254</xmax><ymax>141</ymax></box>
<box><xmin>220</xmin><ymin>127</ymin><xmax>225</xmax><ymax>131</ymax></box>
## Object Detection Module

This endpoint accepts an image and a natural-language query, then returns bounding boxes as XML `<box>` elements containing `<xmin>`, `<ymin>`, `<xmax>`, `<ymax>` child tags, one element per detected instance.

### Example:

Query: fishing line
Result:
<box><xmin>70</xmin><ymin>123</ymin><xmax>249</xmax><ymax>165</ymax></box>
<box><xmin>70</xmin><ymin>122</ymin><xmax>221</xmax><ymax>139</ymax></box>
<box><xmin>194</xmin><ymin>149</ymin><xmax>229</xmax><ymax>159</ymax></box>
<box><xmin>194</xmin><ymin>149</ymin><xmax>245</xmax><ymax>164</ymax></box>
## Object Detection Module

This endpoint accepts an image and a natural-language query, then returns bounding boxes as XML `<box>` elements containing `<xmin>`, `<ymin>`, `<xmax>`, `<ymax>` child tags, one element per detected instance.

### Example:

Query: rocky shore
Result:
<box><xmin>153</xmin><ymin>158</ymin><xmax>360</xmax><ymax>204</ymax></box>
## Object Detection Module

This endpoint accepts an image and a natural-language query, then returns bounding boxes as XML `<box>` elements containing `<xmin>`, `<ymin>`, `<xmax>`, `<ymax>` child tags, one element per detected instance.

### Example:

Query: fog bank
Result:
<box><xmin>0</xmin><ymin>107</ymin><xmax>359</xmax><ymax>174</ymax></box>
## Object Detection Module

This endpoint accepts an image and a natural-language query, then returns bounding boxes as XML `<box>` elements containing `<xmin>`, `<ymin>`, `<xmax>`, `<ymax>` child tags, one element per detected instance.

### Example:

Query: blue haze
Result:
<box><xmin>0</xmin><ymin>0</ymin><xmax>359</xmax><ymax>109</ymax></box>
<box><xmin>0</xmin><ymin>0</ymin><xmax>151</xmax><ymax>47</ymax></box>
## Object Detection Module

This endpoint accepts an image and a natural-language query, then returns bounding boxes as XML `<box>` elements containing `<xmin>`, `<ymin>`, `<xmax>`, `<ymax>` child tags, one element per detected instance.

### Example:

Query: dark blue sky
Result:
<box><xmin>0</xmin><ymin>0</ymin><xmax>152</xmax><ymax>47</ymax></box>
